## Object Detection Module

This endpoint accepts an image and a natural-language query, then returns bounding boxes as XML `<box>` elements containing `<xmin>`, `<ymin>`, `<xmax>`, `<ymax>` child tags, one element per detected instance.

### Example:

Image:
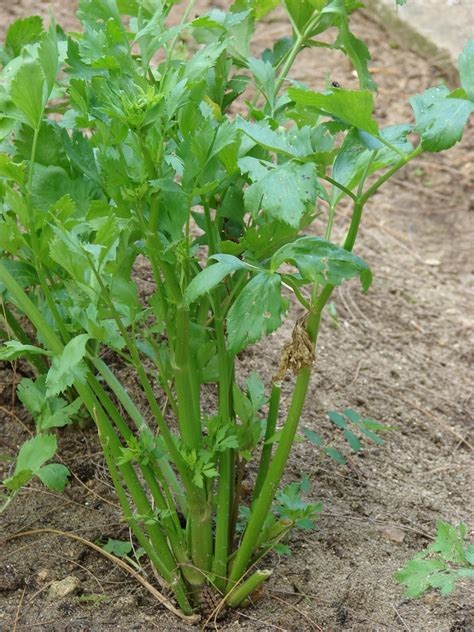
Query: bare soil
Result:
<box><xmin>1</xmin><ymin>2</ymin><xmax>473</xmax><ymax>631</ymax></box>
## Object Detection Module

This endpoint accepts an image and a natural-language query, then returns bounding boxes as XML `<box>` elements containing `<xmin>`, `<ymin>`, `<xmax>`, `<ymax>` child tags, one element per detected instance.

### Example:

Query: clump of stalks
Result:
<box><xmin>0</xmin><ymin>0</ymin><xmax>472</xmax><ymax>617</ymax></box>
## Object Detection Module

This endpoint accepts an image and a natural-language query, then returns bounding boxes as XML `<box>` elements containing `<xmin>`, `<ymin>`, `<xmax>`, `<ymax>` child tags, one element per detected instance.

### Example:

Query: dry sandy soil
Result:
<box><xmin>0</xmin><ymin>1</ymin><xmax>473</xmax><ymax>631</ymax></box>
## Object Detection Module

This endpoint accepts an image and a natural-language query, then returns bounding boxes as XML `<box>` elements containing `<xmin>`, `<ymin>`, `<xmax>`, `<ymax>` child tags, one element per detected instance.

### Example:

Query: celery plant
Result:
<box><xmin>1</xmin><ymin>0</ymin><xmax>473</xmax><ymax>616</ymax></box>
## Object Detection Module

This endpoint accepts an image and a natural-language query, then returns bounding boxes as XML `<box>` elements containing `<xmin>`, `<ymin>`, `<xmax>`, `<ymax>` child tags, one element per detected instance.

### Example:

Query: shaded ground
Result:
<box><xmin>378</xmin><ymin>0</ymin><xmax>474</xmax><ymax>61</ymax></box>
<box><xmin>1</xmin><ymin>2</ymin><xmax>473</xmax><ymax>631</ymax></box>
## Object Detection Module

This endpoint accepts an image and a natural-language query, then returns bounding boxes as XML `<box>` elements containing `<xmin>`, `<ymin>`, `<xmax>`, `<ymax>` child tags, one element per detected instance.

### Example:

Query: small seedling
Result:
<box><xmin>76</xmin><ymin>593</ymin><xmax>112</xmax><ymax>607</ymax></box>
<box><xmin>99</xmin><ymin>537</ymin><xmax>146</xmax><ymax>572</ymax></box>
<box><xmin>395</xmin><ymin>522</ymin><xmax>474</xmax><ymax>598</ymax></box>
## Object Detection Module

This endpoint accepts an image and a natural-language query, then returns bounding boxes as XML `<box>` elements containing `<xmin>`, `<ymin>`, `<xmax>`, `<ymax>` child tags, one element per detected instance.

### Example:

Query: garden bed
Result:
<box><xmin>0</xmin><ymin>1</ymin><xmax>473</xmax><ymax>630</ymax></box>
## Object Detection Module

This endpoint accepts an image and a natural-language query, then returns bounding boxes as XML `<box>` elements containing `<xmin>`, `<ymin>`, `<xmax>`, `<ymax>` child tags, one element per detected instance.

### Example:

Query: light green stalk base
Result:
<box><xmin>227</xmin><ymin>570</ymin><xmax>272</xmax><ymax>608</ymax></box>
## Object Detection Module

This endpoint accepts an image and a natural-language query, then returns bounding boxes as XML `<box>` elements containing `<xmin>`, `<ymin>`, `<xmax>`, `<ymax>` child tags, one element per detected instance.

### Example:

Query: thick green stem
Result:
<box><xmin>173</xmin><ymin>307</ymin><xmax>212</xmax><ymax>576</ymax></box>
<box><xmin>188</xmin><ymin>497</ymin><xmax>213</xmax><ymax>575</ymax></box>
<box><xmin>252</xmin><ymin>383</ymin><xmax>281</xmax><ymax>504</ymax></box>
<box><xmin>212</xmin><ymin>309</ymin><xmax>233</xmax><ymax>591</ymax></box>
<box><xmin>159</xmin><ymin>259</ymin><xmax>183</xmax><ymax>305</ymax></box>
<box><xmin>203</xmin><ymin>201</ymin><xmax>234</xmax><ymax>590</ymax></box>
<box><xmin>229</xmin><ymin>456</ymin><xmax>244</xmax><ymax>553</ymax></box>
<box><xmin>227</xmin><ymin>570</ymin><xmax>272</xmax><ymax>608</ymax></box>
<box><xmin>173</xmin><ymin>306</ymin><xmax>201</xmax><ymax>449</ymax></box>
<box><xmin>196</xmin><ymin>295</ymin><xmax>210</xmax><ymax>327</ymax></box>
<box><xmin>227</xmin><ymin>362</ymin><xmax>316</xmax><ymax>589</ymax></box>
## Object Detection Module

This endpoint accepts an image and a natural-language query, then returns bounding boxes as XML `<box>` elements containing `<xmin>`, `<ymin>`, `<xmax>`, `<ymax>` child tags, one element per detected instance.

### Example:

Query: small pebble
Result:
<box><xmin>36</xmin><ymin>569</ymin><xmax>50</xmax><ymax>584</ymax></box>
<box><xmin>381</xmin><ymin>526</ymin><xmax>405</xmax><ymax>543</ymax></box>
<box><xmin>48</xmin><ymin>576</ymin><xmax>81</xmax><ymax>601</ymax></box>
